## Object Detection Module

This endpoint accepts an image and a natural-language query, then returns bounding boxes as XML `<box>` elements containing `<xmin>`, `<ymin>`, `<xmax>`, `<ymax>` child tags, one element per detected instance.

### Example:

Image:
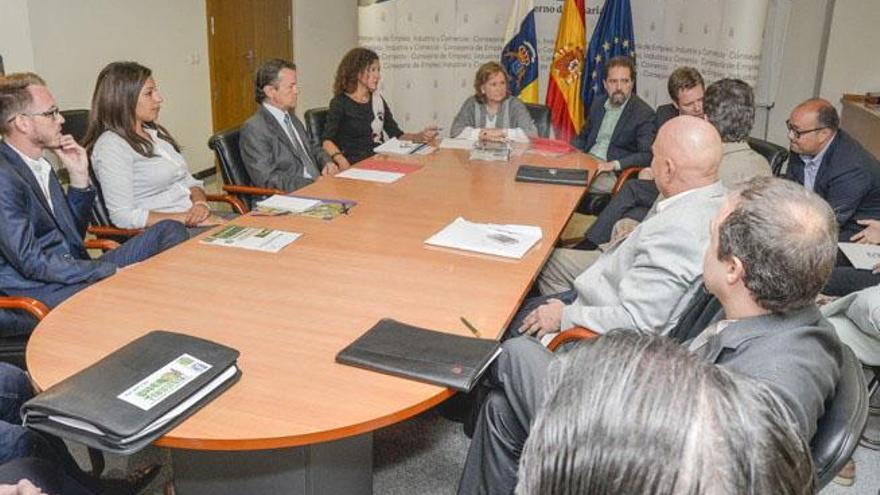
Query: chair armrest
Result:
<box><xmin>547</xmin><ymin>326</ymin><xmax>600</xmax><ymax>352</ymax></box>
<box><xmin>611</xmin><ymin>167</ymin><xmax>644</xmax><ymax>196</ymax></box>
<box><xmin>84</xmin><ymin>238</ymin><xmax>120</xmax><ymax>252</ymax></box>
<box><xmin>0</xmin><ymin>297</ymin><xmax>50</xmax><ymax>321</ymax></box>
<box><xmin>88</xmin><ymin>225</ymin><xmax>143</xmax><ymax>239</ymax></box>
<box><xmin>221</xmin><ymin>184</ymin><xmax>284</xmax><ymax>197</ymax></box>
<box><xmin>206</xmin><ymin>193</ymin><xmax>246</xmax><ymax>215</ymax></box>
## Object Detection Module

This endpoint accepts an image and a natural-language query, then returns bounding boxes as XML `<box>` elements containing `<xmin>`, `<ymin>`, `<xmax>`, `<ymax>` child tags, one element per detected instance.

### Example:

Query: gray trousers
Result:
<box><xmin>457</xmin><ymin>337</ymin><xmax>555</xmax><ymax>495</ymax></box>
<box><xmin>536</xmin><ymin>248</ymin><xmax>602</xmax><ymax>295</ymax></box>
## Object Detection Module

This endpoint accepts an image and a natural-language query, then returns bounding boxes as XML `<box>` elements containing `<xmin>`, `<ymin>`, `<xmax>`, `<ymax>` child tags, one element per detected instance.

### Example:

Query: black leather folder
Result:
<box><xmin>22</xmin><ymin>331</ymin><xmax>241</xmax><ymax>454</ymax></box>
<box><xmin>336</xmin><ymin>318</ymin><xmax>502</xmax><ymax>392</ymax></box>
<box><xmin>515</xmin><ymin>165</ymin><xmax>589</xmax><ymax>186</ymax></box>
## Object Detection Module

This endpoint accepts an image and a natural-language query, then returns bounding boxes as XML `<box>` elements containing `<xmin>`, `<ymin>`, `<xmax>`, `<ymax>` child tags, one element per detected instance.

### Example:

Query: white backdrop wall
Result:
<box><xmin>358</xmin><ymin>0</ymin><xmax>770</xmax><ymax>137</ymax></box>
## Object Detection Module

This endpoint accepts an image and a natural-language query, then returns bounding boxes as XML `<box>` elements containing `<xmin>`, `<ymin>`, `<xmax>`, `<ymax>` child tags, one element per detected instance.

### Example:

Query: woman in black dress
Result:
<box><xmin>322</xmin><ymin>47</ymin><xmax>438</xmax><ymax>167</ymax></box>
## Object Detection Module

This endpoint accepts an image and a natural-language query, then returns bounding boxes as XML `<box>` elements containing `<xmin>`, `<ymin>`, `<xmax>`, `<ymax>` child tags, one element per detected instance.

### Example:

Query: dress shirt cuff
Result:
<box><xmin>612</xmin><ymin>160</ymin><xmax>622</xmax><ymax>172</ymax></box>
<box><xmin>505</xmin><ymin>128</ymin><xmax>529</xmax><ymax>143</ymax></box>
<box><xmin>455</xmin><ymin>127</ymin><xmax>480</xmax><ymax>140</ymax></box>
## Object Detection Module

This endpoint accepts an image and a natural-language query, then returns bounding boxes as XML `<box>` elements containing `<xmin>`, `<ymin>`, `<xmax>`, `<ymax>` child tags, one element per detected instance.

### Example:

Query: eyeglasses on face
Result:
<box><xmin>786</xmin><ymin>119</ymin><xmax>827</xmax><ymax>139</ymax></box>
<box><xmin>6</xmin><ymin>106</ymin><xmax>61</xmax><ymax>123</ymax></box>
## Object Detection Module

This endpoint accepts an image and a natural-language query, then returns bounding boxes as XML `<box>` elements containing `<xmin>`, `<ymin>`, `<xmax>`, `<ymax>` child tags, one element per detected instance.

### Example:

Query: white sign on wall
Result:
<box><xmin>358</xmin><ymin>0</ymin><xmax>769</xmax><ymax>136</ymax></box>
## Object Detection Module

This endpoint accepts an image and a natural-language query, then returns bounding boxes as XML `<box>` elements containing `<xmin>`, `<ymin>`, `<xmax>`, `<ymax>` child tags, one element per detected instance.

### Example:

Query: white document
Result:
<box><xmin>373</xmin><ymin>137</ymin><xmax>435</xmax><ymax>155</ymax></box>
<box><xmin>439</xmin><ymin>138</ymin><xmax>476</xmax><ymax>150</ymax></box>
<box><xmin>336</xmin><ymin>167</ymin><xmax>405</xmax><ymax>183</ymax></box>
<box><xmin>256</xmin><ymin>195</ymin><xmax>321</xmax><ymax>213</ymax></box>
<box><xmin>201</xmin><ymin>225</ymin><xmax>301</xmax><ymax>253</ymax></box>
<box><xmin>425</xmin><ymin>217</ymin><xmax>543</xmax><ymax>259</ymax></box>
<box><xmin>839</xmin><ymin>242</ymin><xmax>880</xmax><ymax>270</ymax></box>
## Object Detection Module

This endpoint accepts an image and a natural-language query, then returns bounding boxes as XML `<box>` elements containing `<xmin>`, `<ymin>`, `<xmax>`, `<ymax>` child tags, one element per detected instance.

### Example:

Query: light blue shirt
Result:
<box><xmin>588</xmin><ymin>97</ymin><xmax>629</xmax><ymax>170</ymax></box>
<box><xmin>800</xmin><ymin>133</ymin><xmax>836</xmax><ymax>191</ymax></box>
<box><xmin>261</xmin><ymin>103</ymin><xmax>312</xmax><ymax>179</ymax></box>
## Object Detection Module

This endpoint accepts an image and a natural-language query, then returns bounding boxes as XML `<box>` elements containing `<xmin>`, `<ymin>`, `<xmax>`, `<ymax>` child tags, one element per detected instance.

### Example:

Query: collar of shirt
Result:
<box><xmin>722</xmin><ymin>141</ymin><xmax>751</xmax><ymax>156</ymax></box>
<box><xmin>7</xmin><ymin>142</ymin><xmax>54</xmax><ymax>210</ymax></box>
<box><xmin>655</xmin><ymin>181</ymin><xmax>721</xmax><ymax>213</ymax></box>
<box><xmin>263</xmin><ymin>102</ymin><xmax>293</xmax><ymax>133</ymax></box>
<box><xmin>799</xmin><ymin>132</ymin><xmax>836</xmax><ymax>169</ymax></box>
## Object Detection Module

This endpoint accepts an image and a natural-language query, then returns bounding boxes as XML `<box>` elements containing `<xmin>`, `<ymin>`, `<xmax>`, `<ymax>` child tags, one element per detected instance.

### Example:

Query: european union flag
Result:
<box><xmin>581</xmin><ymin>0</ymin><xmax>636</xmax><ymax>111</ymax></box>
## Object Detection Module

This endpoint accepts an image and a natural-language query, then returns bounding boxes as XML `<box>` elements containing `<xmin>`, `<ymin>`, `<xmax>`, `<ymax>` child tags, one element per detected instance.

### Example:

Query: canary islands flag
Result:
<box><xmin>546</xmin><ymin>0</ymin><xmax>586</xmax><ymax>141</ymax></box>
<box><xmin>501</xmin><ymin>0</ymin><xmax>539</xmax><ymax>104</ymax></box>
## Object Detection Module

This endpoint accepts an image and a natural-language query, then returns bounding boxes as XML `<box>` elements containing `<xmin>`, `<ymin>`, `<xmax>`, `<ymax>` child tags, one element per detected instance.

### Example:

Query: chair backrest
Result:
<box><xmin>810</xmin><ymin>344</ymin><xmax>869</xmax><ymax>489</ymax></box>
<box><xmin>666</xmin><ymin>283</ymin><xmax>722</xmax><ymax>344</ymax></box>
<box><xmin>746</xmin><ymin>137</ymin><xmax>789</xmax><ymax>177</ymax></box>
<box><xmin>88</xmin><ymin>167</ymin><xmax>115</xmax><ymax>228</ymax></box>
<box><xmin>60</xmin><ymin>109</ymin><xmax>90</xmax><ymax>144</ymax></box>
<box><xmin>208</xmin><ymin>127</ymin><xmax>262</xmax><ymax>209</ymax></box>
<box><xmin>304</xmin><ymin>107</ymin><xmax>329</xmax><ymax>151</ymax></box>
<box><xmin>524</xmin><ymin>103</ymin><xmax>551</xmax><ymax>138</ymax></box>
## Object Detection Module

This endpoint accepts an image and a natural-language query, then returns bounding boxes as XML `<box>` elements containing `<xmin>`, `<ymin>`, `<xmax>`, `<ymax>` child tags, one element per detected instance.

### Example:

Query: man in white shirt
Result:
<box><xmin>240</xmin><ymin>59</ymin><xmax>338</xmax><ymax>192</ymax></box>
<box><xmin>0</xmin><ymin>72</ymin><xmax>187</xmax><ymax>333</ymax></box>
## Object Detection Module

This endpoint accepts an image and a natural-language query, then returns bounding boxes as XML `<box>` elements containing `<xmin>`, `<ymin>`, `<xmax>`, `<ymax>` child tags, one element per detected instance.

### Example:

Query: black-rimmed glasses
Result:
<box><xmin>786</xmin><ymin>120</ymin><xmax>827</xmax><ymax>139</ymax></box>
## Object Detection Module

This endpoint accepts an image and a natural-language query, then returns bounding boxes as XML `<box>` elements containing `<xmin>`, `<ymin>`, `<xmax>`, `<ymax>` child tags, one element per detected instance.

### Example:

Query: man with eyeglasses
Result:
<box><xmin>785</xmin><ymin>98</ymin><xmax>880</xmax><ymax>241</ymax></box>
<box><xmin>0</xmin><ymin>73</ymin><xmax>188</xmax><ymax>335</ymax></box>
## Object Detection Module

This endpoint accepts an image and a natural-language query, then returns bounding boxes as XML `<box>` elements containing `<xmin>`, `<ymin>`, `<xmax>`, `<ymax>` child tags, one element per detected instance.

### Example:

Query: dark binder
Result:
<box><xmin>22</xmin><ymin>331</ymin><xmax>241</xmax><ymax>454</ymax></box>
<box><xmin>336</xmin><ymin>319</ymin><xmax>502</xmax><ymax>392</ymax></box>
<box><xmin>515</xmin><ymin>165</ymin><xmax>589</xmax><ymax>186</ymax></box>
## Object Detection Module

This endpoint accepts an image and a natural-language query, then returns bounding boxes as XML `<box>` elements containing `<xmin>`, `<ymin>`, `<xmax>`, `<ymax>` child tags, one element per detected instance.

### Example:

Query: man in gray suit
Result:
<box><xmin>240</xmin><ymin>59</ymin><xmax>337</xmax><ymax>192</ymax></box>
<box><xmin>512</xmin><ymin>116</ymin><xmax>726</xmax><ymax>340</ymax></box>
<box><xmin>459</xmin><ymin>176</ymin><xmax>843</xmax><ymax>494</ymax></box>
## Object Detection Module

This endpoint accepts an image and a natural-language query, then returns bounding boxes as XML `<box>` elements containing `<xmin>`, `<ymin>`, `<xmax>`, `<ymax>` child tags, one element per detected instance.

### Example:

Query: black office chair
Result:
<box><xmin>207</xmin><ymin>127</ymin><xmax>282</xmax><ymax>211</ymax></box>
<box><xmin>811</xmin><ymin>345</ymin><xmax>869</xmax><ymax>489</ymax></box>
<box><xmin>747</xmin><ymin>137</ymin><xmax>789</xmax><ymax>177</ymax></box>
<box><xmin>304</xmin><ymin>107</ymin><xmax>329</xmax><ymax>151</ymax></box>
<box><xmin>523</xmin><ymin>103</ymin><xmax>551</xmax><ymax>138</ymax></box>
<box><xmin>0</xmin><ymin>296</ymin><xmax>49</xmax><ymax>369</ymax></box>
<box><xmin>60</xmin><ymin>109</ymin><xmax>90</xmax><ymax>144</ymax></box>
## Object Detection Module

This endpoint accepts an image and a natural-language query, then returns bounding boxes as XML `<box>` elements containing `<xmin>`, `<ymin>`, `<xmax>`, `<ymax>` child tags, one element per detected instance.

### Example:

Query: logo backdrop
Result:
<box><xmin>358</xmin><ymin>0</ymin><xmax>769</xmax><ymax>136</ymax></box>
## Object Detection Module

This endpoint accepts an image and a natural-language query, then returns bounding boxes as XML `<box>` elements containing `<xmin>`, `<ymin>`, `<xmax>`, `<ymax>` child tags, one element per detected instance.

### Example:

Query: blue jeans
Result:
<box><xmin>1</xmin><ymin>220</ymin><xmax>188</xmax><ymax>335</ymax></box>
<box><xmin>0</xmin><ymin>363</ymin><xmax>33</xmax><ymax>464</ymax></box>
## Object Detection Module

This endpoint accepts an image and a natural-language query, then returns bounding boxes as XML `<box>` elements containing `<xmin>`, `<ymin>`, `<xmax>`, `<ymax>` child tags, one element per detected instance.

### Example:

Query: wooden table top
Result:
<box><xmin>27</xmin><ymin>147</ymin><xmax>595</xmax><ymax>450</ymax></box>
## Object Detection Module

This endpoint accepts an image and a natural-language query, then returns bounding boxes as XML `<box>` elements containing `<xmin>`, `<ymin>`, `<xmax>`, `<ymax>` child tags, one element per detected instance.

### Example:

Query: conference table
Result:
<box><xmin>27</xmin><ymin>145</ymin><xmax>595</xmax><ymax>494</ymax></box>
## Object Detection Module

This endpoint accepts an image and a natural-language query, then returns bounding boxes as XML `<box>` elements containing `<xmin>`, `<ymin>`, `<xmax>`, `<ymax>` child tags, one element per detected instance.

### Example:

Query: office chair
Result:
<box><xmin>523</xmin><ymin>103</ymin><xmax>551</xmax><ymax>138</ymax></box>
<box><xmin>747</xmin><ymin>137</ymin><xmax>789</xmax><ymax>177</ymax></box>
<box><xmin>304</xmin><ymin>107</ymin><xmax>329</xmax><ymax>151</ymax></box>
<box><xmin>207</xmin><ymin>127</ymin><xmax>282</xmax><ymax>211</ymax></box>
<box><xmin>60</xmin><ymin>109</ymin><xmax>90</xmax><ymax>144</ymax></box>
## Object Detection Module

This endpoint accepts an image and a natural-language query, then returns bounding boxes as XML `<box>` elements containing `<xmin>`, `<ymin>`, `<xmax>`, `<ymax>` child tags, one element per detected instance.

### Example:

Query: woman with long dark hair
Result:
<box><xmin>84</xmin><ymin>61</ymin><xmax>224</xmax><ymax>229</ymax></box>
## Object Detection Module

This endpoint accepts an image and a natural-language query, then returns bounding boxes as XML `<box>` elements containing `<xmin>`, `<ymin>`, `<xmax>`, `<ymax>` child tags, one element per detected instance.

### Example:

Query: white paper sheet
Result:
<box><xmin>439</xmin><ymin>138</ymin><xmax>476</xmax><ymax>150</ymax></box>
<box><xmin>201</xmin><ymin>225</ymin><xmax>301</xmax><ymax>253</ymax></box>
<box><xmin>372</xmin><ymin>137</ymin><xmax>435</xmax><ymax>155</ymax></box>
<box><xmin>425</xmin><ymin>217</ymin><xmax>542</xmax><ymax>259</ymax></box>
<box><xmin>336</xmin><ymin>168</ymin><xmax>405</xmax><ymax>183</ymax></box>
<box><xmin>839</xmin><ymin>242</ymin><xmax>880</xmax><ymax>270</ymax></box>
<box><xmin>256</xmin><ymin>195</ymin><xmax>322</xmax><ymax>213</ymax></box>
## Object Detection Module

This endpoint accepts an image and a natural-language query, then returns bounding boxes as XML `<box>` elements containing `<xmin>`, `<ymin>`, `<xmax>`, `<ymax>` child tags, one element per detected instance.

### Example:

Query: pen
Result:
<box><xmin>409</xmin><ymin>142</ymin><xmax>429</xmax><ymax>155</ymax></box>
<box><xmin>460</xmin><ymin>316</ymin><xmax>482</xmax><ymax>338</ymax></box>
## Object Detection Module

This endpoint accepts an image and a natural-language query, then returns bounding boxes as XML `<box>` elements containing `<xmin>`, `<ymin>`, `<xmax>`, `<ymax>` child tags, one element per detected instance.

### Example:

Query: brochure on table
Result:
<box><xmin>425</xmin><ymin>217</ymin><xmax>542</xmax><ymax>259</ymax></box>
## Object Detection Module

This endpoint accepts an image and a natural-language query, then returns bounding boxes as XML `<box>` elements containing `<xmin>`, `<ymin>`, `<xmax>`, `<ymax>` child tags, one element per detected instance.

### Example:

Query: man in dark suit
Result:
<box><xmin>458</xmin><ymin>177</ymin><xmax>842</xmax><ymax>494</ymax></box>
<box><xmin>785</xmin><ymin>98</ymin><xmax>880</xmax><ymax>241</ymax></box>
<box><xmin>571</xmin><ymin>56</ymin><xmax>655</xmax><ymax>193</ymax></box>
<box><xmin>240</xmin><ymin>59</ymin><xmax>338</xmax><ymax>192</ymax></box>
<box><xmin>0</xmin><ymin>73</ymin><xmax>187</xmax><ymax>334</ymax></box>
<box><xmin>654</xmin><ymin>66</ymin><xmax>705</xmax><ymax>129</ymax></box>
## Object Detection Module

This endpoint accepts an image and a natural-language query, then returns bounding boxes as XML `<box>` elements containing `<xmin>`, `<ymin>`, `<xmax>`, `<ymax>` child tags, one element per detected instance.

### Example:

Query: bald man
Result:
<box><xmin>786</xmin><ymin>98</ymin><xmax>880</xmax><ymax>241</ymax></box>
<box><xmin>511</xmin><ymin>116</ymin><xmax>727</xmax><ymax>340</ymax></box>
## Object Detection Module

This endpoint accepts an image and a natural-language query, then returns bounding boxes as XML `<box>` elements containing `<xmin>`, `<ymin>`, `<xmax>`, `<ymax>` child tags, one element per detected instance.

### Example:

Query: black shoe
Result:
<box><xmin>101</xmin><ymin>463</ymin><xmax>162</xmax><ymax>495</ymax></box>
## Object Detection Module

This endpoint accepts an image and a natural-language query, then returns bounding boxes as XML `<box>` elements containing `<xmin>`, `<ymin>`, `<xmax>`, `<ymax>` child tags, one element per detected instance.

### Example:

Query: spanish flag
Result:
<box><xmin>501</xmin><ymin>0</ymin><xmax>539</xmax><ymax>104</ymax></box>
<box><xmin>546</xmin><ymin>0</ymin><xmax>586</xmax><ymax>141</ymax></box>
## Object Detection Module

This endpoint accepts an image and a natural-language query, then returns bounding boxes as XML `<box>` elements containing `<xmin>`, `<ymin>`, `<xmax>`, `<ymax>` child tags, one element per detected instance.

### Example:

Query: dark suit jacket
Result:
<box><xmin>654</xmin><ymin>103</ymin><xmax>679</xmax><ymax>130</ymax></box>
<box><xmin>571</xmin><ymin>94</ymin><xmax>656</xmax><ymax>169</ymax></box>
<box><xmin>696</xmin><ymin>305</ymin><xmax>843</xmax><ymax>441</ymax></box>
<box><xmin>786</xmin><ymin>130</ymin><xmax>880</xmax><ymax>240</ymax></box>
<box><xmin>0</xmin><ymin>142</ymin><xmax>115</xmax><ymax>303</ymax></box>
<box><xmin>239</xmin><ymin>106</ymin><xmax>330</xmax><ymax>192</ymax></box>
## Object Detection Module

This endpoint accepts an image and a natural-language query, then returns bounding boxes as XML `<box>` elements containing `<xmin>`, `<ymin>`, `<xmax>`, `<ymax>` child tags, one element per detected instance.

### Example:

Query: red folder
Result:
<box><xmin>529</xmin><ymin>137</ymin><xmax>575</xmax><ymax>154</ymax></box>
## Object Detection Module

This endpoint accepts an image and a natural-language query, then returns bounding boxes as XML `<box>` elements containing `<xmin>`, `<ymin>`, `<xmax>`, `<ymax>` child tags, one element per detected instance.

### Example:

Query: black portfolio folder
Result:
<box><xmin>22</xmin><ymin>331</ymin><xmax>241</xmax><ymax>454</ymax></box>
<box><xmin>336</xmin><ymin>318</ymin><xmax>502</xmax><ymax>392</ymax></box>
<box><xmin>515</xmin><ymin>165</ymin><xmax>589</xmax><ymax>186</ymax></box>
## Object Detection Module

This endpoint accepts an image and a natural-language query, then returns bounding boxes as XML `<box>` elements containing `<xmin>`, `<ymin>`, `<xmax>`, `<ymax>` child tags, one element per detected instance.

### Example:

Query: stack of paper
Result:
<box><xmin>839</xmin><ymin>242</ymin><xmax>880</xmax><ymax>270</ymax></box>
<box><xmin>425</xmin><ymin>217</ymin><xmax>542</xmax><ymax>259</ymax></box>
<box><xmin>256</xmin><ymin>195</ymin><xmax>321</xmax><ymax>213</ymax></box>
<box><xmin>201</xmin><ymin>225</ymin><xmax>301</xmax><ymax>253</ymax></box>
<box><xmin>439</xmin><ymin>138</ymin><xmax>476</xmax><ymax>150</ymax></box>
<box><xmin>373</xmin><ymin>137</ymin><xmax>435</xmax><ymax>155</ymax></box>
<box><xmin>337</xmin><ymin>157</ymin><xmax>423</xmax><ymax>184</ymax></box>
